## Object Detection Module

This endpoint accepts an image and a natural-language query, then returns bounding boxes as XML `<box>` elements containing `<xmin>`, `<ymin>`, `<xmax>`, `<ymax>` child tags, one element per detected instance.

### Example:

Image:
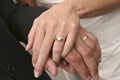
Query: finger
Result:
<box><xmin>79</xmin><ymin>27</ymin><xmax>101</xmax><ymax>63</ymax></box>
<box><xmin>88</xmin><ymin>33</ymin><xmax>101</xmax><ymax>62</ymax></box>
<box><xmin>26</xmin><ymin>18</ymin><xmax>39</xmax><ymax>50</ymax></box>
<box><xmin>34</xmin><ymin>32</ymin><xmax>54</xmax><ymax>78</ymax></box>
<box><xmin>52</xmin><ymin>34</ymin><xmax>66</xmax><ymax>64</ymax></box>
<box><xmin>82</xmin><ymin>29</ymin><xmax>101</xmax><ymax>63</ymax></box>
<box><xmin>62</xmin><ymin>30</ymin><xmax>78</xmax><ymax>57</ymax></box>
<box><xmin>32</xmin><ymin>28</ymin><xmax>45</xmax><ymax>66</ymax></box>
<box><xmin>45</xmin><ymin>58</ymin><xmax>58</xmax><ymax>76</ymax></box>
<box><xmin>80</xmin><ymin>32</ymin><xmax>98</xmax><ymax>63</ymax></box>
<box><xmin>60</xmin><ymin>62</ymin><xmax>77</xmax><ymax>74</ymax></box>
<box><xmin>75</xmin><ymin>35</ymin><xmax>99</xmax><ymax>80</ymax></box>
<box><xmin>60</xmin><ymin>59</ymin><xmax>77</xmax><ymax>74</ymax></box>
<box><xmin>65</xmin><ymin>48</ymin><xmax>92</xmax><ymax>80</ymax></box>
<box><xmin>96</xmin><ymin>42</ymin><xmax>101</xmax><ymax>62</ymax></box>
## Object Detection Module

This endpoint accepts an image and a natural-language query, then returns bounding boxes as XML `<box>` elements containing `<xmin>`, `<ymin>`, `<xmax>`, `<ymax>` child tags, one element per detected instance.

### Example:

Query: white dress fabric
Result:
<box><xmin>36</xmin><ymin>0</ymin><xmax>120</xmax><ymax>80</ymax></box>
<box><xmin>36</xmin><ymin>0</ymin><xmax>63</xmax><ymax>7</ymax></box>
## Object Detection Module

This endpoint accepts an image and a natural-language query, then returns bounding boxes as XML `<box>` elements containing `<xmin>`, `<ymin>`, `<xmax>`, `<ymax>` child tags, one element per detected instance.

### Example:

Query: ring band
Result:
<box><xmin>55</xmin><ymin>37</ymin><xmax>65</xmax><ymax>42</ymax></box>
<box><xmin>82</xmin><ymin>36</ymin><xmax>88</xmax><ymax>41</ymax></box>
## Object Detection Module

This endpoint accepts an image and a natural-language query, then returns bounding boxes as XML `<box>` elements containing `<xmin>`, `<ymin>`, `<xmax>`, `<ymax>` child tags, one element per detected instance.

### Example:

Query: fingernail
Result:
<box><xmin>33</xmin><ymin>64</ymin><xmax>36</xmax><ymax>68</ymax></box>
<box><xmin>26</xmin><ymin>45</ymin><xmax>29</xmax><ymax>51</ymax></box>
<box><xmin>34</xmin><ymin>71</ymin><xmax>40</xmax><ymax>78</ymax></box>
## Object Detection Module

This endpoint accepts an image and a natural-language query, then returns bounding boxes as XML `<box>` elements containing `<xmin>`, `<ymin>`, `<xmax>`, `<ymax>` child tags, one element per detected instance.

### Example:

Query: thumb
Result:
<box><xmin>45</xmin><ymin>58</ymin><xmax>58</xmax><ymax>76</ymax></box>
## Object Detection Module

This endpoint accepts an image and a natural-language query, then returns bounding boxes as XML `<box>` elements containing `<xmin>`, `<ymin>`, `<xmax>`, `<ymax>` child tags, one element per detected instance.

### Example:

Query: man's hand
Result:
<box><xmin>46</xmin><ymin>26</ymin><xmax>101</xmax><ymax>80</ymax></box>
<box><xmin>66</xmin><ymin>26</ymin><xmax>101</xmax><ymax>80</ymax></box>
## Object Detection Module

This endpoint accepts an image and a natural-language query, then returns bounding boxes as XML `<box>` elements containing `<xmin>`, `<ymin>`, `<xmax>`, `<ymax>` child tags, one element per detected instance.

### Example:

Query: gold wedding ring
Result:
<box><xmin>55</xmin><ymin>37</ymin><xmax>65</xmax><ymax>42</ymax></box>
<box><xmin>82</xmin><ymin>36</ymin><xmax>88</xmax><ymax>41</ymax></box>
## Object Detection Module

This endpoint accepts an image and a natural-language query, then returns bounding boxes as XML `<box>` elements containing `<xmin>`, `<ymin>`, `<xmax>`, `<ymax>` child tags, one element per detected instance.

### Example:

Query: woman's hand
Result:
<box><xmin>26</xmin><ymin>1</ymin><xmax>80</xmax><ymax>78</ymax></box>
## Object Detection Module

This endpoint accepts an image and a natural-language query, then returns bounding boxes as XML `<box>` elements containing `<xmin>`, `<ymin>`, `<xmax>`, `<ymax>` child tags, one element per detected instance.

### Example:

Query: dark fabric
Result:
<box><xmin>10</xmin><ymin>5</ymin><xmax>48</xmax><ymax>43</ymax></box>
<box><xmin>0</xmin><ymin>64</ymin><xmax>15</xmax><ymax>80</ymax></box>
<box><xmin>0</xmin><ymin>0</ymin><xmax>50</xmax><ymax>80</ymax></box>
<box><xmin>0</xmin><ymin>0</ymin><xmax>17</xmax><ymax>25</ymax></box>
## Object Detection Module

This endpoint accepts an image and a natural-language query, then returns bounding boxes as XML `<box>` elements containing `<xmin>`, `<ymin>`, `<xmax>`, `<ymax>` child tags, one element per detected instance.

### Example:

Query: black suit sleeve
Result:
<box><xmin>0</xmin><ymin>0</ymin><xmax>50</xmax><ymax>80</ymax></box>
<box><xmin>0</xmin><ymin>17</ymin><xmax>51</xmax><ymax>80</ymax></box>
<box><xmin>0</xmin><ymin>0</ymin><xmax>48</xmax><ymax>43</ymax></box>
<box><xmin>10</xmin><ymin>5</ymin><xmax>48</xmax><ymax>43</ymax></box>
<box><xmin>0</xmin><ymin>0</ymin><xmax>17</xmax><ymax>25</ymax></box>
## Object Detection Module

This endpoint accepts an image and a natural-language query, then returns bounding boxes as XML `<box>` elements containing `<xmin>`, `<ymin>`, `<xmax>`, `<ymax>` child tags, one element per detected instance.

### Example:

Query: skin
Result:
<box><xmin>18</xmin><ymin>0</ymin><xmax>120</xmax><ymax>80</ymax></box>
<box><xmin>60</xmin><ymin>26</ymin><xmax>101</xmax><ymax>80</ymax></box>
<box><xmin>27</xmin><ymin>20</ymin><xmax>100</xmax><ymax>80</ymax></box>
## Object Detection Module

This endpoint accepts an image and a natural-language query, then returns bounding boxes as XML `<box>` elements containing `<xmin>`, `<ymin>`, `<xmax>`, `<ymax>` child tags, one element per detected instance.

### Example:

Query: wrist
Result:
<box><xmin>62</xmin><ymin>0</ymin><xmax>91</xmax><ymax>18</ymax></box>
<box><xmin>64</xmin><ymin>0</ymin><xmax>120</xmax><ymax>18</ymax></box>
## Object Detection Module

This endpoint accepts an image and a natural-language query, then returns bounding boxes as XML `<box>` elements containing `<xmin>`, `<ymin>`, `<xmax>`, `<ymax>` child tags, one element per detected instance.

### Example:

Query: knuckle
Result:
<box><xmin>46</xmin><ymin>22</ymin><xmax>57</xmax><ymax>32</ymax></box>
<box><xmin>79</xmin><ymin>62</ymin><xmax>86</xmax><ymax>70</ymax></box>
<box><xmin>89</xmin><ymin>33</ymin><xmax>98</xmax><ymax>42</ymax></box>
<box><xmin>39</xmin><ymin>49</ymin><xmax>46</xmax><ymax>56</ymax></box>
<box><xmin>69</xmin><ymin>56</ymin><xmax>82</xmax><ymax>63</ymax></box>
<box><xmin>92</xmin><ymin>35</ymin><xmax>98</xmax><ymax>42</ymax></box>
<box><xmin>53</xmin><ymin>47</ymin><xmax>61</xmax><ymax>54</ymax></box>
<box><xmin>90</xmin><ymin>44</ymin><xmax>97</xmax><ymax>51</ymax></box>
<box><xmin>33</xmin><ymin>18</ymin><xmax>39</xmax><ymax>24</ymax></box>
<box><xmin>60</xmin><ymin>21</ymin><xmax>66</xmax><ymax>26</ymax></box>
<box><xmin>39</xmin><ymin>21</ymin><xmax>46</xmax><ymax>29</ymax></box>
<box><xmin>66</xmin><ymin>43</ymin><xmax>73</xmax><ymax>51</ymax></box>
<box><xmin>71</xmin><ymin>23</ymin><xmax>79</xmax><ymax>30</ymax></box>
<box><xmin>33</xmin><ymin>48</ymin><xmax>39</xmax><ymax>54</ymax></box>
<box><xmin>82</xmin><ymin>49</ymin><xmax>93</xmax><ymax>58</ymax></box>
<box><xmin>48</xmin><ymin>23</ymin><xmax>56</xmax><ymax>30</ymax></box>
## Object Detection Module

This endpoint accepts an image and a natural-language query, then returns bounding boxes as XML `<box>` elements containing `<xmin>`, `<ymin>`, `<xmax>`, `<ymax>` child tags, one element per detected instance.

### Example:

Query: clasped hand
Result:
<box><xmin>26</xmin><ymin>2</ymin><xmax>101</xmax><ymax>80</ymax></box>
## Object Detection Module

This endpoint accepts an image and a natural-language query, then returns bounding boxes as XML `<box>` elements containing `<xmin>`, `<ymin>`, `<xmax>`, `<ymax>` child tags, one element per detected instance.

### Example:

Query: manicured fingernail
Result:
<box><xmin>33</xmin><ymin>64</ymin><xmax>35</xmax><ymax>68</ymax></box>
<box><xmin>34</xmin><ymin>71</ymin><xmax>40</xmax><ymax>78</ymax></box>
<box><xmin>26</xmin><ymin>45</ymin><xmax>29</xmax><ymax>51</ymax></box>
